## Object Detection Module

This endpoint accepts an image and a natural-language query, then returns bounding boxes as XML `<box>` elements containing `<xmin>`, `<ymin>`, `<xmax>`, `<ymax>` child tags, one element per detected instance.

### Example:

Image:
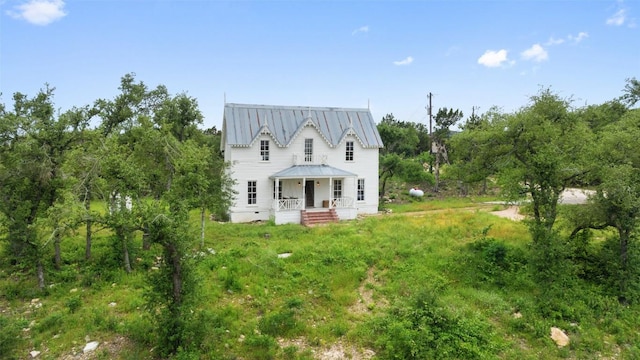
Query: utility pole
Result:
<box><xmin>427</xmin><ymin>92</ymin><xmax>433</xmax><ymax>173</ymax></box>
<box><xmin>428</xmin><ymin>92</ymin><xmax>433</xmax><ymax>139</ymax></box>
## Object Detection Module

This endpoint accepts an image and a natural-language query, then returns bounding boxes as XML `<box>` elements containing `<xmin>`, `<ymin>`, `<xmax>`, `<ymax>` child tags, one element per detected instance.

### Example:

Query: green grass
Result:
<box><xmin>1</xmin><ymin>200</ymin><xmax>639</xmax><ymax>359</ymax></box>
<box><xmin>384</xmin><ymin>194</ymin><xmax>500</xmax><ymax>213</ymax></box>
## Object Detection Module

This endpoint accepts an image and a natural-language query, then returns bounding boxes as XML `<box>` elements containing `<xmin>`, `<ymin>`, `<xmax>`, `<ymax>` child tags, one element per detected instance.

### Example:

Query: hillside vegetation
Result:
<box><xmin>2</xmin><ymin>198</ymin><xmax>640</xmax><ymax>359</ymax></box>
<box><xmin>2</xmin><ymin>75</ymin><xmax>640</xmax><ymax>359</ymax></box>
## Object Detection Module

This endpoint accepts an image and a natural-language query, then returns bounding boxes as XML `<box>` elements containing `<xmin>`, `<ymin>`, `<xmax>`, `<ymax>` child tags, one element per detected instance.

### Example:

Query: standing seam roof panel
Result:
<box><xmin>223</xmin><ymin>104</ymin><xmax>383</xmax><ymax>148</ymax></box>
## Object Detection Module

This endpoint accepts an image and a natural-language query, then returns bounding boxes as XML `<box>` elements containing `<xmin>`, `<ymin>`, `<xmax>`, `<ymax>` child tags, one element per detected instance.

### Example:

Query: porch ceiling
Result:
<box><xmin>269</xmin><ymin>165</ymin><xmax>357</xmax><ymax>179</ymax></box>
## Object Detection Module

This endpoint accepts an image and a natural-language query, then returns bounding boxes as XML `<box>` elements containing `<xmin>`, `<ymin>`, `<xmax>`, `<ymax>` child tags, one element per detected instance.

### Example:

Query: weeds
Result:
<box><xmin>2</xmin><ymin>201</ymin><xmax>640</xmax><ymax>359</ymax></box>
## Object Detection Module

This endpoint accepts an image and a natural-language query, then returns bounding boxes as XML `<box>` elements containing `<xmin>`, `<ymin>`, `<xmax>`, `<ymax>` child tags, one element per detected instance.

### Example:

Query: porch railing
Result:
<box><xmin>331</xmin><ymin>197</ymin><xmax>353</xmax><ymax>208</ymax></box>
<box><xmin>275</xmin><ymin>198</ymin><xmax>303</xmax><ymax>211</ymax></box>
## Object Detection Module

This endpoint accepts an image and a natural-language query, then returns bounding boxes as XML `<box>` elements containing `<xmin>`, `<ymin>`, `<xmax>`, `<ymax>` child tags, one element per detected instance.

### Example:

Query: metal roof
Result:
<box><xmin>269</xmin><ymin>165</ymin><xmax>357</xmax><ymax>179</ymax></box>
<box><xmin>223</xmin><ymin>103</ymin><xmax>384</xmax><ymax>149</ymax></box>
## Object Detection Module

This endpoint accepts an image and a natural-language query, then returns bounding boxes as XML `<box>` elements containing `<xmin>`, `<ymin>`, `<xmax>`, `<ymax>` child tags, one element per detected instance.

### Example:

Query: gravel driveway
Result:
<box><xmin>490</xmin><ymin>188</ymin><xmax>595</xmax><ymax>221</ymax></box>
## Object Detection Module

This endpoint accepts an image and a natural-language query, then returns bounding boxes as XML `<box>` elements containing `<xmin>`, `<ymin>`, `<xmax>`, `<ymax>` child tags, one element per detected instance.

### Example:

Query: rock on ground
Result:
<box><xmin>550</xmin><ymin>327</ymin><xmax>570</xmax><ymax>347</ymax></box>
<box><xmin>83</xmin><ymin>341</ymin><xmax>99</xmax><ymax>353</ymax></box>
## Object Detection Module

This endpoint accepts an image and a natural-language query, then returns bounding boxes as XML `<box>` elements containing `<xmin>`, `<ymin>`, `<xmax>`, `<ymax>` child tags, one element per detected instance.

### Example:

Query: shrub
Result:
<box><xmin>65</xmin><ymin>295</ymin><xmax>82</xmax><ymax>313</ymax></box>
<box><xmin>259</xmin><ymin>309</ymin><xmax>299</xmax><ymax>337</ymax></box>
<box><xmin>369</xmin><ymin>290</ymin><xmax>501</xmax><ymax>359</ymax></box>
<box><xmin>0</xmin><ymin>315</ymin><xmax>22</xmax><ymax>359</ymax></box>
<box><xmin>244</xmin><ymin>334</ymin><xmax>278</xmax><ymax>360</ymax></box>
<box><xmin>124</xmin><ymin>314</ymin><xmax>155</xmax><ymax>346</ymax></box>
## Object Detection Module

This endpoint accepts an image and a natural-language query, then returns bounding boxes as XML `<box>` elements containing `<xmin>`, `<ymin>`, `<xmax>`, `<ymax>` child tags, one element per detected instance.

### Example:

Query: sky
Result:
<box><xmin>1</xmin><ymin>0</ymin><xmax>638</xmax><ymax>131</ymax></box>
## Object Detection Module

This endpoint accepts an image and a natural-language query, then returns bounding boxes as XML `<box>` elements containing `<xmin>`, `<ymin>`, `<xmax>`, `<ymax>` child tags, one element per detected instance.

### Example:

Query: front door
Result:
<box><xmin>305</xmin><ymin>180</ymin><xmax>314</xmax><ymax>208</ymax></box>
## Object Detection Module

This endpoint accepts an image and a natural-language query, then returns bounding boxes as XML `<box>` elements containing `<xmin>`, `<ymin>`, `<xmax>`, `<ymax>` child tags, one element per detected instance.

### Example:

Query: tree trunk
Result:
<box><xmin>54</xmin><ymin>230</ymin><xmax>62</xmax><ymax>270</ymax></box>
<box><xmin>380</xmin><ymin>175</ymin><xmax>388</xmax><ymax>200</ymax></box>
<box><xmin>37</xmin><ymin>258</ymin><xmax>45</xmax><ymax>290</ymax></box>
<box><xmin>85</xmin><ymin>219</ymin><xmax>92</xmax><ymax>260</ymax></box>
<box><xmin>85</xmin><ymin>187</ymin><xmax>92</xmax><ymax>260</ymax></box>
<box><xmin>122</xmin><ymin>233</ymin><xmax>132</xmax><ymax>273</ymax></box>
<box><xmin>200</xmin><ymin>207</ymin><xmax>206</xmax><ymax>248</ymax></box>
<box><xmin>619</xmin><ymin>227</ymin><xmax>630</xmax><ymax>302</ymax></box>
<box><xmin>434</xmin><ymin>148</ymin><xmax>441</xmax><ymax>192</ymax></box>
<box><xmin>142</xmin><ymin>224</ymin><xmax>151</xmax><ymax>251</ymax></box>
<box><xmin>168</xmin><ymin>243</ymin><xmax>183</xmax><ymax>305</ymax></box>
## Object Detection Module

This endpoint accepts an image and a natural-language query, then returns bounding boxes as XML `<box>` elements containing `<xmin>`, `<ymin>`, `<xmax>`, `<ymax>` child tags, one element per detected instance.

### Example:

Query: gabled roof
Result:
<box><xmin>222</xmin><ymin>103</ymin><xmax>384</xmax><ymax>149</ymax></box>
<box><xmin>269</xmin><ymin>165</ymin><xmax>357</xmax><ymax>179</ymax></box>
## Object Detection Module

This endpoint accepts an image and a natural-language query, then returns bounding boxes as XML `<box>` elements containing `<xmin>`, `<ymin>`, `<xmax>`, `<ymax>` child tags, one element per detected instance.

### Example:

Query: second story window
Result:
<box><xmin>260</xmin><ymin>140</ymin><xmax>269</xmax><ymax>161</ymax></box>
<box><xmin>304</xmin><ymin>138</ymin><xmax>313</xmax><ymax>162</ymax></box>
<box><xmin>345</xmin><ymin>141</ymin><xmax>354</xmax><ymax>161</ymax></box>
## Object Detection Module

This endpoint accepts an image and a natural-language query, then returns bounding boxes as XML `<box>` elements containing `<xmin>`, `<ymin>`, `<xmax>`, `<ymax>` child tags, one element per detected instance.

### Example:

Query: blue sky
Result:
<box><xmin>1</xmin><ymin>0</ymin><xmax>638</xmax><ymax>130</ymax></box>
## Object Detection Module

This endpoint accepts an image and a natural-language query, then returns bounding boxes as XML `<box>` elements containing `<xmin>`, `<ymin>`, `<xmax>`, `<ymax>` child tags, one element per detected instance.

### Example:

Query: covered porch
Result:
<box><xmin>269</xmin><ymin>165</ymin><xmax>358</xmax><ymax>225</ymax></box>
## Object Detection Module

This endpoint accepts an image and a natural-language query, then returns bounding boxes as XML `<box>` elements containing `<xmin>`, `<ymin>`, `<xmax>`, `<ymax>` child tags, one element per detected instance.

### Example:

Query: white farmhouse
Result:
<box><xmin>221</xmin><ymin>103</ymin><xmax>384</xmax><ymax>225</ymax></box>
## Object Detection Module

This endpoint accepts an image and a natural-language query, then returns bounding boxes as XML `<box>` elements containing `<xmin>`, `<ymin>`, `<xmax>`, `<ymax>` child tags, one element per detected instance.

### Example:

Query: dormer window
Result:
<box><xmin>260</xmin><ymin>140</ymin><xmax>269</xmax><ymax>161</ymax></box>
<box><xmin>345</xmin><ymin>141</ymin><xmax>354</xmax><ymax>161</ymax></box>
<box><xmin>304</xmin><ymin>138</ymin><xmax>313</xmax><ymax>162</ymax></box>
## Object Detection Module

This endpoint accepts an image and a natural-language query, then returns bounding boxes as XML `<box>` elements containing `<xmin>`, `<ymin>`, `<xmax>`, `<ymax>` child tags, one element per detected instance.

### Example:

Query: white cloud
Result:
<box><xmin>606</xmin><ymin>8</ymin><xmax>626</xmax><ymax>26</ymax></box>
<box><xmin>545</xmin><ymin>37</ymin><xmax>565</xmax><ymax>46</ymax></box>
<box><xmin>393</xmin><ymin>56</ymin><xmax>414</xmax><ymax>66</ymax></box>
<box><xmin>568</xmin><ymin>31</ymin><xmax>589</xmax><ymax>43</ymax></box>
<box><xmin>477</xmin><ymin>49</ymin><xmax>509</xmax><ymax>68</ymax></box>
<box><xmin>7</xmin><ymin>0</ymin><xmax>67</xmax><ymax>26</ymax></box>
<box><xmin>521</xmin><ymin>44</ymin><xmax>548</xmax><ymax>62</ymax></box>
<box><xmin>352</xmin><ymin>25</ymin><xmax>369</xmax><ymax>35</ymax></box>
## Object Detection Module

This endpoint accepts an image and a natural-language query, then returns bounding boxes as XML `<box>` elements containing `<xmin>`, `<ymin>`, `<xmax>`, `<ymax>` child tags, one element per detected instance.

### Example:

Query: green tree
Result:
<box><xmin>622</xmin><ymin>77</ymin><xmax>640</xmax><ymax>107</ymax></box>
<box><xmin>495</xmin><ymin>89</ymin><xmax>593</xmax><ymax>304</ymax></box>
<box><xmin>379</xmin><ymin>153</ymin><xmax>403</xmax><ymax>201</ymax></box>
<box><xmin>96</xmin><ymin>74</ymin><xmax>176</xmax><ymax>258</ymax></box>
<box><xmin>575</xmin><ymin>100</ymin><xmax>627</xmax><ymax>134</ymax></box>
<box><xmin>146</xmin><ymin>202</ymin><xmax>199</xmax><ymax>357</ymax></box>
<box><xmin>568</xmin><ymin>109</ymin><xmax>640</xmax><ymax>302</ymax></box>
<box><xmin>169</xmin><ymin>138</ymin><xmax>235</xmax><ymax>246</ymax></box>
<box><xmin>155</xmin><ymin>93</ymin><xmax>203</xmax><ymax>142</ymax></box>
<box><xmin>432</xmin><ymin>107</ymin><xmax>463</xmax><ymax>192</ymax></box>
<box><xmin>98</xmin><ymin>73</ymin><xmax>168</xmax><ymax>136</ymax></box>
<box><xmin>449</xmin><ymin>107</ymin><xmax>508</xmax><ymax>195</ymax></box>
<box><xmin>64</xmin><ymin>128</ymin><xmax>106</xmax><ymax>260</ymax></box>
<box><xmin>377</xmin><ymin>114</ymin><xmax>430</xmax><ymax>157</ymax></box>
<box><xmin>0</xmin><ymin>87</ymin><xmax>94</xmax><ymax>288</ymax></box>
<box><xmin>99</xmin><ymin>135</ymin><xmax>146</xmax><ymax>273</ymax></box>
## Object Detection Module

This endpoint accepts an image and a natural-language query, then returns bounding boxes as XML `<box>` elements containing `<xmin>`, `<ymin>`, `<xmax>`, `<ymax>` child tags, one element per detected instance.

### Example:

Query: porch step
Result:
<box><xmin>301</xmin><ymin>209</ymin><xmax>339</xmax><ymax>226</ymax></box>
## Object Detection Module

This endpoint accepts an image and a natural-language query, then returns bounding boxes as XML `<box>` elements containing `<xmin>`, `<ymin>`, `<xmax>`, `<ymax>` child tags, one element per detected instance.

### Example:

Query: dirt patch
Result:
<box><xmin>278</xmin><ymin>338</ymin><xmax>375</xmax><ymax>360</ymax></box>
<box><xmin>490</xmin><ymin>206</ymin><xmax>525</xmax><ymax>221</ymax></box>
<box><xmin>58</xmin><ymin>336</ymin><xmax>132</xmax><ymax>360</ymax></box>
<box><xmin>318</xmin><ymin>341</ymin><xmax>375</xmax><ymax>360</ymax></box>
<box><xmin>275</xmin><ymin>267</ymin><xmax>382</xmax><ymax>359</ymax></box>
<box><xmin>349</xmin><ymin>267</ymin><xmax>388</xmax><ymax>314</ymax></box>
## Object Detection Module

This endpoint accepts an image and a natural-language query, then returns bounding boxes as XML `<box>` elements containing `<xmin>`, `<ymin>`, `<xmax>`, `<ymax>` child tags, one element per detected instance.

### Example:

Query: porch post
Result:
<box><xmin>328</xmin><ymin>177</ymin><xmax>333</xmax><ymax>209</ymax></box>
<box><xmin>302</xmin><ymin>177</ymin><xmax>306</xmax><ymax>208</ymax></box>
<box><xmin>353</xmin><ymin>176</ymin><xmax>357</xmax><ymax>208</ymax></box>
<box><xmin>275</xmin><ymin>178</ymin><xmax>280</xmax><ymax>211</ymax></box>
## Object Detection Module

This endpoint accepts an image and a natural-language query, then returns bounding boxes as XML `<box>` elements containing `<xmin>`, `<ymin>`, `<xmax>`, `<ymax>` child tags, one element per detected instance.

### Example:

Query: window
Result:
<box><xmin>248</xmin><ymin>181</ymin><xmax>257</xmax><ymax>205</ymax></box>
<box><xmin>304</xmin><ymin>138</ymin><xmax>313</xmax><ymax>162</ymax></box>
<box><xmin>333</xmin><ymin>179</ymin><xmax>342</xmax><ymax>199</ymax></box>
<box><xmin>345</xmin><ymin>141</ymin><xmax>354</xmax><ymax>161</ymax></box>
<box><xmin>260</xmin><ymin>140</ymin><xmax>269</xmax><ymax>161</ymax></box>
<box><xmin>273</xmin><ymin>181</ymin><xmax>282</xmax><ymax>200</ymax></box>
<box><xmin>357</xmin><ymin>179</ymin><xmax>365</xmax><ymax>201</ymax></box>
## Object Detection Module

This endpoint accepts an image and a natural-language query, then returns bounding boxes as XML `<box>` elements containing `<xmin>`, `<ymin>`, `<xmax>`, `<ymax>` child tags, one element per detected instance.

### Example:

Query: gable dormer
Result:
<box><xmin>222</xmin><ymin>103</ymin><xmax>384</xmax><ymax>150</ymax></box>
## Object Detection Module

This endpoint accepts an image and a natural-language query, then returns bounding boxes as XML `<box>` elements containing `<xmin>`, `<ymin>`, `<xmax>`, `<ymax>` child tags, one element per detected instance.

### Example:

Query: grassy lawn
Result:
<box><xmin>1</xmin><ymin>200</ymin><xmax>639</xmax><ymax>359</ymax></box>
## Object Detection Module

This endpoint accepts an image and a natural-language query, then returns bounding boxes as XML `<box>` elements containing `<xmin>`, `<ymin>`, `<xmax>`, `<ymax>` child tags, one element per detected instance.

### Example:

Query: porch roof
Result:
<box><xmin>269</xmin><ymin>165</ymin><xmax>357</xmax><ymax>179</ymax></box>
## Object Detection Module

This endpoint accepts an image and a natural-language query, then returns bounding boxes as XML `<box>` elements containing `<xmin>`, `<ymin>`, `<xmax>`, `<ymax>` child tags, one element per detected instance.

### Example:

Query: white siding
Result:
<box><xmin>226</xmin><ymin>127</ymin><xmax>379</xmax><ymax>223</ymax></box>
